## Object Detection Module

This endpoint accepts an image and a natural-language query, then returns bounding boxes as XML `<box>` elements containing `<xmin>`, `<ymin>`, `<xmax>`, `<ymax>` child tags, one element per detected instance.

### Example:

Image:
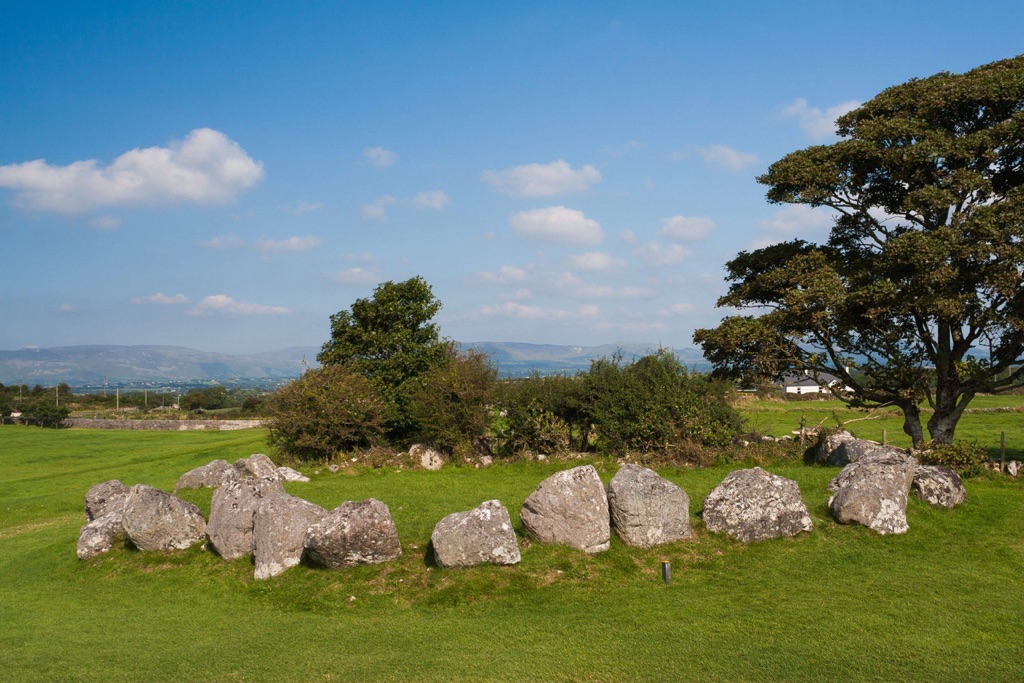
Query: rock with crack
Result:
<box><xmin>702</xmin><ymin>467</ymin><xmax>813</xmax><ymax>543</ymax></box>
<box><xmin>304</xmin><ymin>498</ymin><xmax>403</xmax><ymax>568</ymax></box>
<box><xmin>827</xmin><ymin>452</ymin><xmax>917</xmax><ymax>534</ymax></box>
<box><xmin>207</xmin><ymin>474</ymin><xmax>284</xmax><ymax>561</ymax></box>
<box><xmin>520</xmin><ymin>465</ymin><xmax>610</xmax><ymax>554</ymax></box>
<box><xmin>77</xmin><ymin>509</ymin><xmax>126</xmax><ymax>559</ymax></box>
<box><xmin>122</xmin><ymin>484</ymin><xmax>206</xmax><ymax>551</ymax></box>
<box><xmin>85</xmin><ymin>480</ymin><xmax>129</xmax><ymax>521</ymax></box>
<box><xmin>606</xmin><ymin>464</ymin><xmax>691</xmax><ymax>547</ymax></box>
<box><xmin>431</xmin><ymin>500</ymin><xmax>521</xmax><ymax>568</ymax></box>
<box><xmin>252</xmin><ymin>493</ymin><xmax>326</xmax><ymax>579</ymax></box>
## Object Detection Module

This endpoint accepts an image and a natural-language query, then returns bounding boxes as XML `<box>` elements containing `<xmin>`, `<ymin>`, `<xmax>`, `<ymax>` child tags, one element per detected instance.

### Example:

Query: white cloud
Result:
<box><xmin>618</xmin><ymin>229</ymin><xmax>638</xmax><ymax>244</ymax></box>
<box><xmin>360</xmin><ymin>195</ymin><xmax>398</xmax><ymax>221</ymax></box>
<box><xmin>667</xmin><ymin>302</ymin><xmax>696</xmax><ymax>315</ymax></box>
<box><xmin>188</xmin><ymin>295</ymin><xmax>292</xmax><ymax>317</ymax></box>
<box><xmin>330</xmin><ymin>267</ymin><xmax>380</xmax><ymax>285</ymax></box>
<box><xmin>658</xmin><ymin>215</ymin><xmax>716</xmax><ymax>241</ymax></box>
<box><xmin>482</xmin><ymin>160</ymin><xmax>601</xmax><ymax>197</ymax></box>
<box><xmin>476</xmin><ymin>265</ymin><xmax>529</xmax><ymax>284</ymax></box>
<box><xmin>200</xmin><ymin>233</ymin><xmax>246</xmax><ymax>249</ymax></box>
<box><xmin>567</xmin><ymin>251</ymin><xmax>626</xmax><ymax>271</ymax></box>
<box><xmin>363</xmin><ymin>147</ymin><xmax>397</xmax><ymax>168</ymax></box>
<box><xmin>509</xmin><ymin>206</ymin><xmax>603</xmax><ymax>246</ymax></box>
<box><xmin>88</xmin><ymin>215</ymin><xmax>121</xmax><ymax>231</ymax></box>
<box><xmin>412</xmin><ymin>190</ymin><xmax>450</xmax><ymax>210</ymax></box>
<box><xmin>0</xmin><ymin>128</ymin><xmax>264</xmax><ymax>214</ymax></box>
<box><xmin>780</xmin><ymin>98</ymin><xmax>861</xmax><ymax>140</ymax></box>
<box><xmin>752</xmin><ymin>205</ymin><xmax>835</xmax><ymax>247</ymax></box>
<box><xmin>131</xmin><ymin>292</ymin><xmax>189</xmax><ymax>305</ymax></box>
<box><xmin>56</xmin><ymin>303</ymin><xmax>78</xmax><ymax>313</ymax></box>
<box><xmin>697</xmin><ymin>145</ymin><xmax>759</xmax><ymax>171</ymax></box>
<box><xmin>634</xmin><ymin>242</ymin><xmax>691</xmax><ymax>267</ymax></box>
<box><xmin>255</xmin><ymin>235</ymin><xmax>321</xmax><ymax>253</ymax></box>
<box><xmin>289</xmin><ymin>201</ymin><xmax>324</xmax><ymax>215</ymax></box>
<box><xmin>479</xmin><ymin>302</ymin><xmax>600</xmax><ymax>321</ymax></box>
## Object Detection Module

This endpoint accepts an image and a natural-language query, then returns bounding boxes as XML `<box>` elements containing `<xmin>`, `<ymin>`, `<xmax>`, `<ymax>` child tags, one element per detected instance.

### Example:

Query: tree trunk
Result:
<box><xmin>900</xmin><ymin>402</ymin><xmax>925</xmax><ymax>447</ymax></box>
<box><xmin>927</xmin><ymin>389</ymin><xmax>974</xmax><ymax>445</ymax></box>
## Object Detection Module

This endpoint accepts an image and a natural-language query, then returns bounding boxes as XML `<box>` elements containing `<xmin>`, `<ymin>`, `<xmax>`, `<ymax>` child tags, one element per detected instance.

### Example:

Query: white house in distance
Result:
<box><xmin>781</xmin><ymin>370</ymin><xmax>850</xmax><ymax>395</ymax></box>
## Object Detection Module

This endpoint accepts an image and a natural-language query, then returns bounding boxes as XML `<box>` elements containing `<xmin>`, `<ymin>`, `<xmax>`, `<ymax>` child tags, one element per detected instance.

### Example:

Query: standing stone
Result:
<box><xmin>253</xmin><ymin>494</ymin><xmax>326</xmax><ymax>579</ymax></box>
<box><xmin>606</xmin><ymin>464</ymin><xmax>691</xmax><ymax>547</ymax></box>
<box><xmin>520</xmin><ymin>465</ymin><xmax>610</xmax><ymax>554</ymax></box>
<box><xmin>77</xmin><ymin>510</ymin><xmax>126</xmax><ymax>560</ymax></box>
<box><xmin>827</xmin><ymin>453</ymin><xmax>917</xmax><ymax>534</ymax></box>
<box><xmin>431</xmin><ymin>500</ymin><xmax>520</xmax><ymax>568</ymax></box>
<box><xmin>85</xmin><ymin>480</ymin><xmax>130</xmax><ymax>521</ymax></box>
<box><xmin>912</xmin><ymin>465</ymin><xmax>966</xmax><ymax>508</ymax></box>
<box><xmin>207</xmin><ymin>476</ymin><xmax>283</xmax><ymax>561</ymax></box>
<box><xmin>175</xmin><ymin>460</ymin><xmax>236</xmax><ymax>492</ymax></box>
<box><xmin>702</xmin><ymin>468</ymin><xmax>813</xmax><ymax>543</ymax></box>
<box><xmin>410</xmin><ymin>444</ymin><xmax>445</xmax><ymax>471</ymax></box>
<box><xmin>814</xmin><ymin>430</ymin><xmax>857</xmax><ymax>465</ymax></box>
<box><xmin>304</xmin><ymin>499</ymin><xmax>403</xmax><ymax>568</ymax></box>
<box><xmin>122</xmin><ymin>485</ymin><xmax>206</xmax><ymax>551</ymax></box>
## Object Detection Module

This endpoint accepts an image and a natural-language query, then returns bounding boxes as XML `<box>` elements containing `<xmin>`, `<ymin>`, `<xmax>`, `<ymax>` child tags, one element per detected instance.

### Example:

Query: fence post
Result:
<box><xmin>800</xmin><ymin>416</ymin><xmax>806</xmax><ymax>446</ymax></box>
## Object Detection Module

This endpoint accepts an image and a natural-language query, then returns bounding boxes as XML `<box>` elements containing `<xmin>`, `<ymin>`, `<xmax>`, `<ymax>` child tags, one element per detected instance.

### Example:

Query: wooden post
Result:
<box><xmin>800</xmin><ymin>416</ymin><xmax>806</xmax><ymax>446</ymax></box>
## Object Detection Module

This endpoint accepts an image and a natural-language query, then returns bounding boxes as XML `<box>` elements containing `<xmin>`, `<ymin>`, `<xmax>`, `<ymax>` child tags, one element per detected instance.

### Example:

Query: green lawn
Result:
<box><xmin>2</xmin><ymin>425</ymin><xmax>1023</xmax><ymax>681</ymax></box>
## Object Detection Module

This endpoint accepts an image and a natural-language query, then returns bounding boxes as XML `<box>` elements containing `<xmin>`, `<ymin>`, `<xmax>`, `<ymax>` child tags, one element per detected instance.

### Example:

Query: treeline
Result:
<box><xmin>266</xmin><ymin>278</ymin><xmax>741</xmax><ymax>463</ymax></box>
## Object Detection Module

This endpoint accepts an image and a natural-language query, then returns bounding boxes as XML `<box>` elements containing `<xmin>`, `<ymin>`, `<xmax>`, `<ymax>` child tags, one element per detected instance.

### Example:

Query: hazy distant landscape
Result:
<box><xmin>0</xmin><ymin>342</ymin><xmax>709</xmax><ymax>388</ymax></box>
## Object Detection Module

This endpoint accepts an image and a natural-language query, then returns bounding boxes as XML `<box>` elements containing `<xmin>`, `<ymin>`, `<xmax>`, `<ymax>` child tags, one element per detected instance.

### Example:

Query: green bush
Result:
<box><xmin>21</xmin><ymin>401</ymin><xmax>70</xmax><ymax>428</ymax></box>
<box><xmin>918</xmin><ymin>440</ymin><xmax>988</xmax><ymax>478</ymax></box>
<box><xmin>408</xmin><ymin>349</ymin><xmax>497</xmax><ymax>458</ymax></box>
<box><xmin>266</xmin><ymin>365</ymin><xmax>386</xmax><ymax>462</ymax></box>
<box><xmin>494</xmin><ymin>373</ymin><xmax>583</xmax><ymax>456</ymax></box>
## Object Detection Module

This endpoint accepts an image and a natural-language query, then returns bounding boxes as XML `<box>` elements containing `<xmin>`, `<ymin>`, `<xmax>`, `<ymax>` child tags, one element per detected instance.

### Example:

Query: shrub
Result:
<box><xmin>266</xmin><ymin>365</ymin><xmax>386</xmax><ymax>462</ymax></box>
<box><xmin>21</xmin><ymin>401</ymin><xmax>70</xmax><ymax>428</ymax></box>
<box><xmin>494</xmin><ymin>373</ymin><xmax>582</xmax><ymax>456</ymax></box>
<box><xmin>918</xmin><ymin>440</ymin><xmax>988</xmax><ymax>478</ymax></box>
<box><xmin>408</xmin><ymin>349</ymin><xmax>497</xmax><ymax>458</ymax></box>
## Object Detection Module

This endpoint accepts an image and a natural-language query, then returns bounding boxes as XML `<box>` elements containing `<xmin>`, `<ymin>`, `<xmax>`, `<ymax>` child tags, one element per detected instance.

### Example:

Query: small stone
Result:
<box><xmin>410</xmin><ymin>444</ymin><xmax>445</xmax><ymax>471</ymax></box>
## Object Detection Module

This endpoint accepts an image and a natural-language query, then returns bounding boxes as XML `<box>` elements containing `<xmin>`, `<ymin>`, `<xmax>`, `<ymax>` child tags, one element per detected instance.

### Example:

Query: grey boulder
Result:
<box><xmin>175</xmin><ymin>460</ymin><xmax>236</xmax><ymax>492</ymax></box>
<box><xmin>816</xmin><ymin>430</ymin><xmax>906</xmax><ymax>466</ymax></box>
<box><xmin>827</xmin><ymin>452</ymin><xmax>917</xmax><ymax>534</ymax></box>
<box><xmin>233</xmin><ymin>453</ymin><xmax>282</xmax><ymax>487</ymax></box>
<box><xmin>702</xmin><ymin>467</ymin><xmax>813</xmax><ymax>543</ymax></box>
<box><xmin>77</xmin><ymin>509</ymin><xmax>126</xmax><ymax>560</ymax></box>
<box><xmin>304</xmin><ymin>498</ymin><xmax>403</xmax><ymax>568</ymax></box>
<box><xmin>122</xmin><ymin>485</ymin><xmax>206</xmax><ymax>551</ymax></box>
<box><xmin>606</xmin><ymin>464</ymin><xmax>691</xmax><ymax>547</ymax></box>
<box><xmin>520</xmin><ymin>465</ymin><xmax>610</xmax><ymax>554</ymax></box>
<box><xmin>431</xmin><ymin>500</ymin><xmax>521</xmax><ymax>569</ymax></box>
<box><xmin>85</xmin><ymin>480</ymin><xmax>129</xmax><ymax>521</ymax></box>
<box><xmin>253</xmin><ymin>494</ymin><xmax>326</xmax><ymax>579</ymax></box>
<box><xmin>276</xmin><ymin>466</ymin><xmax>310</xmax><ymax>483</ymax></box>
<box><xmin>912</xmin><ymin>465</ymin><xmax>966</xmax><ymax>508</ymax></box>
<box><xmin>206</xmin><ymin>475</ymin><xmax>284</xmax><ymax>561</ymax></box>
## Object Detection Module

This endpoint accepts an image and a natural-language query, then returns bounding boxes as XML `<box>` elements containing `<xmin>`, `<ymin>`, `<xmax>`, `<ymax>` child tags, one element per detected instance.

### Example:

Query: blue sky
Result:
<box><xmin>2</xmin><ymin>2</ymin><xmax>1022</xmax><ymax>354</ymax></box>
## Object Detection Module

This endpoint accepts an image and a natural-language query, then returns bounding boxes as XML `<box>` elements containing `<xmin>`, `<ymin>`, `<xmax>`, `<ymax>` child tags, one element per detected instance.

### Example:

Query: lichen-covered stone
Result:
<box><xmin>77</xmin><ymin>510</ymin><xmax>126</xmax><ymax>559</ymax></box>
<box><xmin>431</xmin><ymin>500</ymin><xmax>520</xmax><ymax>568</ymax></box>
<box><xmin>304</xmin><ymin>499</ymin><xmax>402</xmax><ymax>568</ymax></box>
<box><xmin>520</xmin><ymin>465</ymin><xmax>610</xmax><ymax>554</ymax></box>
<box><xmin>816</xmin><ymin>431</ymin><xmax>906</xmax><ymax>467</ymax></box>
<box><xmin>207</xmin><ymin>476</ymin><xmax>284</xmax><ymax>561</ymax></box>
<box><xmin>122</xmin><ymin>484</ymin><xmax>206</xmax><ymax>551</ymax></box>
<box><xmin>233</xmin><ymin>453</ymin><xmax>282</xmax><ymax>486</ymax></box>
<box><xmin>276</xmin><ymin>466</ymin><xmax>310</xmax><ymax>483</ymax></box>
<box><xmin>702</xmin><ymin>467</ymin><xmax>813</xmax><ymax>543</ymax></box>
<box><xmin>827</xmin><ymin>453</ymin><xmax>917</xmax><ymax>534</ymax></box>
<box><xmin>85</xmin><ymin>480</ymin><xmax>129</xmax><ymax>521</ymax></box>
<box><xmin>912</xmin><ymin>465</ymin><xmax>966</xmax><ymax>508</ymax></box>
<box><xmin>253</xmin><ymin>494</ymin><xmax>325</xmax><ymax>579</ymax></box>
<box><xmin>606</xmin><ymin>464</ymin><xmax>691</xmax><ymax>547</ymax></box>
<box><xmin>174</xmin><ymin>460</ymin><xmax>236</xmax><ymax>492</ymax></box>
<box><xmin>410</xmin><ymin>444</ymin><xmax>445</xmax><ymax>471</ymax></box>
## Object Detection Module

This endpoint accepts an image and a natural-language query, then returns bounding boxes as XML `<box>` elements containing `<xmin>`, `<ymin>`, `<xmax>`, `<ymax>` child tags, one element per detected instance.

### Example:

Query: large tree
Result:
<box><xmin>317</xmin><ymin>276</ymin><xmax>450</xmax><ymax>438</ymax></box>
<box><xmin>695</xmin><ymin>56</ymin><xmax>1024</xmax><ymax>446</ymax></box>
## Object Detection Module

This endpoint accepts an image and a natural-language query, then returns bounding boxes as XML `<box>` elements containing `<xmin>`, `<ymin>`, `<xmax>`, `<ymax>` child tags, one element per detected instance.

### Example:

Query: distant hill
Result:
<box><xmin>0</xmin><ymin>342</ymin><xmax>708</xmax><ymax>386</ymax></box>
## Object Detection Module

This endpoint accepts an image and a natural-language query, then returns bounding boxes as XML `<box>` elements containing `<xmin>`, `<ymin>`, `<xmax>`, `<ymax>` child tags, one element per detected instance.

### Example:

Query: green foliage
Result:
<box><xmin>695</xmin><ymin>56</ymin><xmax>1024</xmax><ymax>447</ymax></box>
<box><xmin>584</xmin><ymin>350</ymin><xmax>742</xmax><ymax>453</ymax></box>
<box><xmin>266</xmin><ymin>365</ymin><xmax>386</xmax><ymax>461</ymax></box>
<box><xmin>20</xmin><ymin>400</ymin><xmax>70</xmax><ymax>428</ymax></box>
<box><xmin>918</xmin><ymin>440</ymin><xmax>988</xmax><ymax>478</ymax></box>
<box><xmin>494</xmin><ymin>373</ymin><xmax>582</xmax><ymax>456</ymax></box>
<box><xmin>408</xmin><ymin>348</ymin><xmax>497</xmax><ymax>458</ymax></box>
<box><xmin>180</xmin><ymin>386</ymin><xmax>230</xmax><ymax>411</ymax></box>
<box><xmin>317</xmin><ymin>276</ymin><xmax>450</xmax><ymax>439</ymax></box>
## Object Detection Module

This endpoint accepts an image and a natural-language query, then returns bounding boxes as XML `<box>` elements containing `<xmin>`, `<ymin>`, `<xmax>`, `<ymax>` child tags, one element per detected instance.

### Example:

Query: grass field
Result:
<box><xmin>2</xmin><ymin>423</ymin><xmax>1023</xmax><ymax>682</ymax></box>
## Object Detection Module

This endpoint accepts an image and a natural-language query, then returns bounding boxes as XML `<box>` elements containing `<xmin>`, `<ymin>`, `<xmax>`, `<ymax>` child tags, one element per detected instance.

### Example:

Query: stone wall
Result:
<box><xmin>63</xmin><ymin>418</ymin><xmax>264</xmax><ymax>431</ymax></box>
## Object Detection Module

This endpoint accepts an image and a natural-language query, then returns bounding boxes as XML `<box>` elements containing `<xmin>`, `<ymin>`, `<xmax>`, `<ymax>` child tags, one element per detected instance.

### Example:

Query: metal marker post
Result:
<box><xmin>661</xmin><ymin>561</ymin><xmax>671</xmax><ymax>584</ymax></box>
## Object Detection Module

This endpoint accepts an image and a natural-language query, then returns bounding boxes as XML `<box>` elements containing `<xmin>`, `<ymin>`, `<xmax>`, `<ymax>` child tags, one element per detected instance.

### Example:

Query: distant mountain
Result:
<box><xmin>0</xmin><ymin>342</ymin><xmax>708</xmax><ymax>386</ymax></box>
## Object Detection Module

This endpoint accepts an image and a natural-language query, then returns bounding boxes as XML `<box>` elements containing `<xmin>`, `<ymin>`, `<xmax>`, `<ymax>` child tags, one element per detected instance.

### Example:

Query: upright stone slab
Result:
<box><xmin>827</xmin><ymin>452</ymin><xmax>917</xmax><ymax>534</ymax></box>
<box><xmin>207</xmin><ymin>476</ymin><xmax>283</xmax><ymax>561</ymax></box>
<box><xmin>304</xmin><ymin>499</ymin><xmax>402</xmax><ymax>568</ymax></box>
<box><xmin>253</xmin><ymin>494</ymin><xmax>326</xmax><ymax>579</ymax></box>
<box><xmin>606</xmin><ymin>464</ymin><xmax>691</xmax><ymax>547</ymax></box>
<box><xmin>85</xmin><ymin>480</ymin><xmax>129</xmax><ymax>521</ymax></box>
<box><xmin>911</xmin><ymin>465</ymin><xmax>966</xmax><ymax>508</ymax></box>
<box><xmin>431</xmin><ymin>500</ymin><xmax>520</xmax><ymax>568</ymax></box>
<box><xmin>122</xmin><ymin>484</ymin><xmax>206</xmax><ymax>551</ymax></box>
<box><xmin>520</xmin><ymin>465</ymin><xmax>610</xmax><ymax>554</ymax></box>
<box><xmin>175</xmin><ymin>460</ymin><xmax>236</xmax><ymax>492</ymax></box>
<box><xmin>702</xmin><ymin>467</ymin><xmax>813</xmax><ymax>543</ymax></box>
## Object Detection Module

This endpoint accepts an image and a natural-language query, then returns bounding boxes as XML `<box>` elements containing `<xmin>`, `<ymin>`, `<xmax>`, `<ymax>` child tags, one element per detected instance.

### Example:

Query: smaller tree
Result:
<box><xmin>408</xmin><ymin>348</ymin><xmax>497</xmax><ymax>458</ymax></box>
<box><xmin>266</xmin><ymin>365</ymin><xmax>386</xmax><ymax>462</ymax></box>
